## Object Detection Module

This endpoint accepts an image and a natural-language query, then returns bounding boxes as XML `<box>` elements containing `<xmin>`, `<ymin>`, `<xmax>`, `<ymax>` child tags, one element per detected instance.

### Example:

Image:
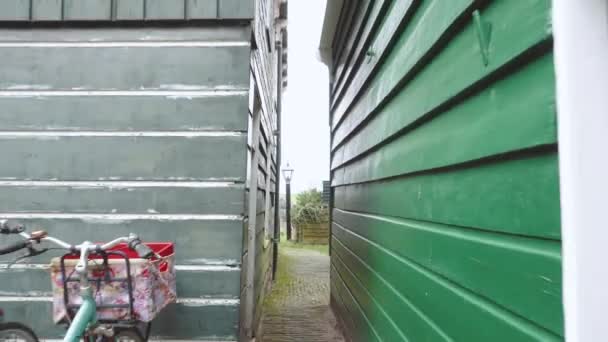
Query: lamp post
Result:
<box><xmin>282</xmin><ymin>163</ymin><xmax>294</xmax><ymax>241</ymax></box>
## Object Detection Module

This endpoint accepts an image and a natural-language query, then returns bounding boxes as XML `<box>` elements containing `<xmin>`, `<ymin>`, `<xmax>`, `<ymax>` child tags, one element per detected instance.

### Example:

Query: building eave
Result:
<box><xmin>317</xmin><ymin>0</ymin><xmax>344</xmax><ymax>65</ymax></box>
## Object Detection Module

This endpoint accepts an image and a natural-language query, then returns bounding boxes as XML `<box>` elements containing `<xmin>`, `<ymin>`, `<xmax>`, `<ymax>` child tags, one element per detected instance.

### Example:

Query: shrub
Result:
<box><xmin>292</xmin><ymin>189</ymin><xmax>329</xmax><ymax>225</ymax></box>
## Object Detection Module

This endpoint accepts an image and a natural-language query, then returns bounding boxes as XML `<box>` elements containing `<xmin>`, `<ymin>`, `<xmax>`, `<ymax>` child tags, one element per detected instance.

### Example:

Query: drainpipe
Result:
<box><xmin>272</xmin><ymin>36</ymin><xmax>283</xmax><ymax>281</ymax></box>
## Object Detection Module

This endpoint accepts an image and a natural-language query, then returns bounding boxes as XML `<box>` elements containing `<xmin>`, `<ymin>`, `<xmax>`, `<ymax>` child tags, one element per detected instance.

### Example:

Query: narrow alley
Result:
<box><xmin>261</xmin><ymin>245</ymin><xmax>345</xmax><ymax>342</ymax></box>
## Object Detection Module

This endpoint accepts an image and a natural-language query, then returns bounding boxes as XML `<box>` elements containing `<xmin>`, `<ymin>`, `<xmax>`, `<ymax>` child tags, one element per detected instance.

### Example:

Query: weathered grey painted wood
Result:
<box><xmin>0</xmin><ymin>21</ymin><xmax>257</xmax><ymax>340</ymax></box>
<box><xmin>32</xmin><ymin>0</ymin><xmax>63</xmax><ymax>21</ymax></box>
<box><xmin>0</xmin><ymin>301</ymin><xmax>64</xmax><ymax>337</ymax></box>
<box><xmin>0</xmin><ymin>219</ymin><xmax>243</xmax><ymax>265</ymax></box>
<box><xmin>0</xmin><ymin>94</ymin><xmax>248</xmax><ymax>131</ymax></box>
<box><xmin>0</xmin><ymin>300</ymin><xmax>239</xmax><ymax>340</ymax></box>
<box><xmin>244</xmin><ymin>106</ymin><xmax>262</xmax><ymax>338</ymax></box>
<box><xmin>152</xmin><ymin>302</ymin><xmax>239</xmax><ymax>340</ymax></box>
<box><xmin>0</xmin><ymin>27</ymin><xmax>250</xmax><ymax>43</ymax></box>
<box><xmin>240</xmin><ymin>216</ymin><xmax>267</xmax><ymax>288</ymax></box>
<box><xmin>244</xmin><ymin>189</ymin><xmax>266</xmax><ymax>218</ymax></box>
<box><xmin>0</xmin><ymin>185</ymin><xmax>244</xmax><ymax>215</ymax></box>
<box><xmin>0</xmin><ymin>0</ymin><xmax>255</xmax><ymax>21</ymax></box>
<box><xmin>250</xmin><ymin>52</ymin><xmax>278</xmax><ymax>140</ymax></box>
<box><xmin>253</xmin><ymin>231</ymin><xmax>268</xmax><ymax>292</ymax></box>
<box><xmin>263</xmin><ymin>141</ymin><xmax>274</xmax><ymax>240</ymax></box>
<box><xmin>0</xmin><ymin>20</ymin><xmax>257</xmax><ymax>340</ymax></box>
<box><xmin>0</xmin><ymin>135</ymin><xmax>246</xmax><ymax>181</ymax></box>
<box><xmin>251</xmin><ymin>49</ymin><xmax>276</xmax><ymax>128</ymax></box>
<box><xmin>115</xmin><ymin>0</ymin><xmax>145</xmax><ymax>20</ymax></box>
<box><xmin>187</xmin><ymin>0</ymin><xmax>218</xmax><ymax>19</ymax></box>
<box><xmin>247</xmin><ymin>8</ymin><xmax>279</xmax><ymax>337</ymax></box>
<box><xmin>0</xmin><ymin>265</ymin><xmax>240</xmax><ymax>299</ymax></box>
<box><xmin>63</xmin><ymin>0</ymin><xmax>112</xmax><ymax>20</ymax></box>
<box><xmin>241</xmin><ymin>217</ymin><xmax>249</xmax><ymax>253</ymax></box>
<box><xmin>176</xmin><ymin>267</ymin><xmax>241</xmax><ymax>298</ymax></box>
<box><xmin>255</xmin><ymin>213</ymin><xmax>266</xmax><ymax>235</ymax></box>
<box><xmin>252</xmin><ymin>229</ymin><xmax>269</xmax><ymax>325</ymax></box>
<box><xmin>0</xmin><ymin>266</ymin><xmax>51</xmax><ymax>297</ymax></box>
<box><xmin>219</xmin><ymin>0</ymin><xmax>254</xmax><ymax>19</ymax></box>
<box><xmin>146</xmin><ymin>0</ymin><xmax>186</xmax><ymax>19</ymax></box>
<box><xmin>0</xmin><ymin>1</ymin><xmax>30</xmax><ymax>20</ymax></box>
<box><xmin>0</xmin><ymin>45</ymin><xmax>250</xmax><ymax>90</ymax></box>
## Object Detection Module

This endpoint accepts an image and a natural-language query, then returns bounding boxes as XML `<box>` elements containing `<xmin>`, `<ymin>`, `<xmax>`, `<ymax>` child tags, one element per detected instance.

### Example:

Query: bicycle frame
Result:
<box><xmin>64</xmin><ymin>286</ymin><xmax>96</xmax><ymax>342</ymax></box>
<box><xmin>61</xmin><ymin>248</ymin><xmax>138</xmax><ymax>342</ymax></box>
<box><xmin>63</xmin><ymin>240</ymin><xmax>126</xmax><ymax>342</ymax></box>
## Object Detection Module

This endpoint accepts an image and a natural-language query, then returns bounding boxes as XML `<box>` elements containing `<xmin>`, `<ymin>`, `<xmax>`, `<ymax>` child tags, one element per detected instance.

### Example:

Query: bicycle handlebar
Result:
<box><xmin>0</xmin><ymin>240</ymin><xmax>29</xmax><ymax>256</ymax></box>
<box><xmin>129</xmin><ymin>239</ymin><xmax>155</xmax><ymax>259</ymax></box>
<box><xmin>0</xmin><ymin>220</ymin><xmax>25</xmax><ymax>235</ymax></box>
<box><xmin>1</xmin><ymin>222</ymin><xmax>155</xmax><ymax>259</ymax></box>
<box><xmin>35</xmin><ymin>233</ymin><xmax>153</xmax><ymax>258</ymax></box>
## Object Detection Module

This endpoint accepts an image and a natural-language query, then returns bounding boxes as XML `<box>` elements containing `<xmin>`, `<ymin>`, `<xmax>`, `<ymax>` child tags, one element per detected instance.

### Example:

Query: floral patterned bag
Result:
<box><xmin>50</xmin><ymin>242</ymin><xmax>176</xmax><ymax>323</ymax></box>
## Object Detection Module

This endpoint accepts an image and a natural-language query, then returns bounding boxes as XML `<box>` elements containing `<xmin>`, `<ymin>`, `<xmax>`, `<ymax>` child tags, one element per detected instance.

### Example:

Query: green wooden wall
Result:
<box><xmin>328</xmin><ymin>0</ymin><xmax>562</xmax><ymax>341</ymax></box>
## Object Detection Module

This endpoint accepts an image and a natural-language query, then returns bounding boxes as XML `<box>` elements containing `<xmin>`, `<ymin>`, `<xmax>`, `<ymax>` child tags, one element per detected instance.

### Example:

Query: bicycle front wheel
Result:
<box><xmin>103</xmin><ymin>328</ymin><xmax>145</xmax><ymax>342</ymax></box>
<box><xmin>0</xmin><ymin>322</ymin><xmax>39</xmax><ymax>342</ymax></box>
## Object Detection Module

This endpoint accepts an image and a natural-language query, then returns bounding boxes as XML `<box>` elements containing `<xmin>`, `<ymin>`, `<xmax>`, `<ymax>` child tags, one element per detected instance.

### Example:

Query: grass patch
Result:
<box><xmin>263</xmin><ymin>246</ymin><xmax>295</xmax><ymax>313</ymax></box>
<box><xmin>279</xmin><ymin>232</ymin><xmax>329</xmax><ymax>255</ymax></box>
<box><xmin>281</xmin><ymin>240</ymin><xmax>329</xmax><ymax>255</ymax></box>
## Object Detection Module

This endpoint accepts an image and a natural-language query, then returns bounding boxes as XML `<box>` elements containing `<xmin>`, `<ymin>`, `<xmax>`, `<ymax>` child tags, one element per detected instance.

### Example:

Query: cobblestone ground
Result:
<box><xmin>261</xmin><ymin>246</ymin><xmax>345</xmax><ymax>342</ymax></box>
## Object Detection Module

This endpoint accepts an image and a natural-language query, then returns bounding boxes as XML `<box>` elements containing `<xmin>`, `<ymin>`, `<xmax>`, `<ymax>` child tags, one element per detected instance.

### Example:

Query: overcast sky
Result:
<box><xmin>281</xmin><ymin>0</ymin><xmax>330</xmax><ymax>194</ymax></box>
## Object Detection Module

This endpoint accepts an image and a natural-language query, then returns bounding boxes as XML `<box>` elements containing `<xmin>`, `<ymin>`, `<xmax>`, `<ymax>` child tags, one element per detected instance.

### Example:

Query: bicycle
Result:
<box><xmin>0</xmin><ymin>316</ymin><xmax>38</xmax><ymax>342</ymax></box>
<box><xmin>0</xmin><ymin>221</ymin><xmax>176</xmax><ymax>342</ymax></box>
<box><xmin>0</xmin><ymin>222</ymin><xmax>39</xmax><ymax>342</ymax></box>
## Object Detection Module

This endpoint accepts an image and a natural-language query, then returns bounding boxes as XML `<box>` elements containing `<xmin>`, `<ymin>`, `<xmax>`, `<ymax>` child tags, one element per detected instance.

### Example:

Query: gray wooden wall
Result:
<box><xmin>0</xmin><ymin>16</ymin><xmax>262</xmax><ymax>342</ymax></box>
<box><xmin>239</xmin><ymin>0</ymin><xmax>281</xmax><ymax>340</ymax></box>
<box><xmin>0</xmin><ymin>0</ymin><xmax>253</xmax><ymax>20</ymax></box>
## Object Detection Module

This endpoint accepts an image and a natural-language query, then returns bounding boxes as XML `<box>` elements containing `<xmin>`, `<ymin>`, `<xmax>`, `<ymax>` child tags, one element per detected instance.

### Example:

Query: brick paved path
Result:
<box><xmin>261</xmin><ymin>247</ymin><xmax>345</xmax><ymax>342</ymax></box>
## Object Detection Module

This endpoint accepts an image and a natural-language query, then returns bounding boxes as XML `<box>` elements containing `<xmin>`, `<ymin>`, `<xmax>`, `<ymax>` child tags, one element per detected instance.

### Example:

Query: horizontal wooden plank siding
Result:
<box><xmin>335</xmin><ymin>152</ymin><xmax>560</xmax><ymax>239</ymax></box>
<box><xmin>0</xmin><ymin>47</ymin><xmax>249</xmax><ymax>91</ymax></box>
<box><xmin>0</xmin><ymin>218</ymin><xmax>244</xmax><ymax>265</ymax></box>
<box><xmin>0</xmin><ymin>265</ymin><xmax>241</xmax><ymax>299</ymax></box>
<box><xmin>0</xmin><ymin>94</ymin><xmax>249</xmax><ymax>132</ymax></box>
<box><xmin>0</xmin><ymin>300</ymin><xmax>240</xmax><ymax>340</ymax></box>
<box><xmin>0</xmin><ymin>26</ymin><xmax>251</xmax><ymax>339</ymax></box>
<box><xmin>241</xmin><ymin>0</ymin><xmax>279</xmax><ymax>338</ymax></box>
<box><xmin>331</xmin><ymin>0</ymin><xmax>391</xmax><ymax>109</ymax></box>
<box><xmin>0</xmin><ymin>135</ymin><xmax>246</xmax><ymax>181</ymax></box>
<box><xmin>330</xmin><ymin>0</ymin><xmax>372</xmax><ymax>95</ymax></box>
<box><xmin>0</xmin><ymin>184</ymin><xmax>244</xmax><ymax>214</ymax></box>
<box><xmin>331</xmin><ymin>54</ymin><xmax>556</xmax><ymax>180</ymax></box>
<box><xmin>0</xmin><ymin>0</ymin><xmax>254</xmax><ymax>21</ymax></box>
<box><xmin>0</xmin><ymin>26</ymin><xmax>250</xmax><ymax>42</ymax></box>
<box><xmin>327</xmin><ymin>0</ymin><xmax>562</xmax><ymax>340</ymax></box>
<box><xmin>330</xmin><ymin>0</ymin><xmax>471</xmax><ymax>125</ymax></box>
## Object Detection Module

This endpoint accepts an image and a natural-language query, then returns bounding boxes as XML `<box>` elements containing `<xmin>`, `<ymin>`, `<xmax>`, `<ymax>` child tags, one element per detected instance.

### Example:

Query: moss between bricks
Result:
<box><xmin>263</xmin><ymin>245</ymin><xmax>295</xmax><ymax>313</ymax></box>
<box><xmin>263</xmin><ymin>242</ymin><xmax>329</xmax><ymax>313</ymax></box>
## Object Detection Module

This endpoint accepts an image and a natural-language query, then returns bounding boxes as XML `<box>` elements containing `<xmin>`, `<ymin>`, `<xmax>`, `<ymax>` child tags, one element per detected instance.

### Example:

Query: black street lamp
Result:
<box><xmin>282</xmin><ymin>163</ymin><xmax>294</xmax><ymax>241</ymax></box>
